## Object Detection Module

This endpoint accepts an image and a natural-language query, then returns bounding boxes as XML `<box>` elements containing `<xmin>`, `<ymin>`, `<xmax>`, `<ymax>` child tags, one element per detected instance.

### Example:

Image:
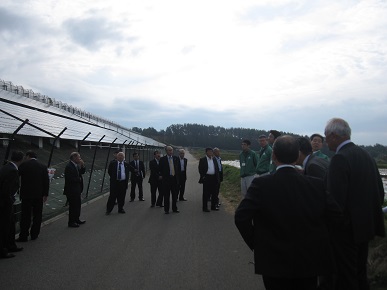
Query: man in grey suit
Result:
<box><xmin>324</xmin><ymin>118</ymin><xmax>385</xmax><ymax>290</ymax></box>
<box><xmin>297</xmin><ymin>137</ymin><xmax>329</xmax><ymax>179</ymax></box>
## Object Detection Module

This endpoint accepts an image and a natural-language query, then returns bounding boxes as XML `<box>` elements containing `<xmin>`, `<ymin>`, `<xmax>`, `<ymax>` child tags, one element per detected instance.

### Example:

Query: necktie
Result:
<box><xmin>117</xmin><ymin>162</ymin><xmax>122</xmax><ymax>180</ymax></box>
<box><xmin>169</xmin><ymin>157</ymin><xmax>175</xmax><ymax>176</ymax></box>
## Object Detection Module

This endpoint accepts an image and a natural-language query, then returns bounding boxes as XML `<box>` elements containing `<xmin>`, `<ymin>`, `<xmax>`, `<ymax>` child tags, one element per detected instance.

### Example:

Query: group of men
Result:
<box><xmin>105</xmin><ymin>146</ymin><xmax>188</xmax><ymax>215</ymax></box>
<box><xmin>235</xmin><ymin>118</ymin><xmax>385</xmax><ymax>290</ymax></box>
<box><xmin>0</xmin><ymin>150</ymin><xmax>50</xmax><ymax>258</ymax></box>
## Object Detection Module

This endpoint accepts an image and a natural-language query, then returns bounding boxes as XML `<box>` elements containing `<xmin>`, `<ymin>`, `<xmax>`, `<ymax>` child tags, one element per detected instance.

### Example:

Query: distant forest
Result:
<box><xmin>132</xmin><ymin>123</ymin><xmax>387</xmax><ymax>164</ymax></box>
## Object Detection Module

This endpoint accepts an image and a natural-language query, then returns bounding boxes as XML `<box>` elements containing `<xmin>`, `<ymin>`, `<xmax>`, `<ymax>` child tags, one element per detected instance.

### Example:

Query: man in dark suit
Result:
<box><xmin>297</xmin><ymin>137</ymin><xmax>329</xmax><ymax>180</ymax></box>
<box><xmin>178</xmin><ymin>149</ymin><xmax>188</xmax><ymax>201</ymax></box>
<box><xmin>17</xmin><ymin>151</ymin><xmax>49</xmax><ymax>242</ymax></box>
<box><xmin>148</xmin><ymin>150</ymin><xmax>163</xmax><ymax>207</ymax></box>
<box><xmin>235</xmin><ymin>136</ymin><xmax>343</xmax><ymax>290</ymax></box>
<box><xmin>129</xmin><ymin>152</ymin><xmax>146</xmax><ymax>201</ymax></box>
<box><xmin>106</xmin><ymin>152</ymin><xmax>130</xmax><ymax>214</ymax></box>
<box><xmin>0</xmin><ymin>151</ymin><xmax>24</xmax><ymax>258</ymax></box>
<box><xmin>63</xmin><ymin>152</ymin><xmax>86</xmax><ymax>228</ymax></box>
<box><xmin>324</xmin><ymin>118</ymin><xmax>385</xmax><ymax>290</ymax></box>
<box><xmin>198</xmin><ymin>148</ymin><xmax>220</xmax><ymax>212</ymax></box>
<box><xmin>159</xmin><ymin>146</ymin><xmax>180</xmax><ymax>214</ymax></box>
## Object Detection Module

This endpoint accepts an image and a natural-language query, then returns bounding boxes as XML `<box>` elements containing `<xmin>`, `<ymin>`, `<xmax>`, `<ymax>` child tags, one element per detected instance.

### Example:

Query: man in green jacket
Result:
<box><xmin>310</xmin><ymin>133</ymin><xmax>330</xmax><ymax>161</ymax></box>
<box><xmin>268</xmin><ymin>130</ymin><xmax>281</xmax><ymax>173</ymax></box>
<box><xmin>256</xmin><ymin>135</ymin><xmax>272</xmax><ymax>176</ymax></box>
<box><xmin>239</xmin><ymin>139</ymin><xmax>258</xmax><ymax>196</ymax></box>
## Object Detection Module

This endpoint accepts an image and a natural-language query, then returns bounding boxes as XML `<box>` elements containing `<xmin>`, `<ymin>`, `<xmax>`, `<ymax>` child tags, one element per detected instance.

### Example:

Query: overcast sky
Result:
<box><xmin>1</xmin><ymin>0</ymin><xmax>387</xmax><ymax>146</ymax></box>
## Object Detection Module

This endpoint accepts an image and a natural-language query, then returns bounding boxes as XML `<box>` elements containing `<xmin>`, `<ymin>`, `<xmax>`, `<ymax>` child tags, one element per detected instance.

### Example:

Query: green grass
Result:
<box><xmin>220</xmin><ymin>165</ymin><xmax>242</xmax><ymax>211</ymax></box>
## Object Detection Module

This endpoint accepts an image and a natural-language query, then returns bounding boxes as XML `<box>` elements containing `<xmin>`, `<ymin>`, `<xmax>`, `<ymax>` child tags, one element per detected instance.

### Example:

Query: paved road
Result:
<box><xmin>0</xmin><ymin>151</ymin><xmax>264</xmax><ymax>290</ymax></box>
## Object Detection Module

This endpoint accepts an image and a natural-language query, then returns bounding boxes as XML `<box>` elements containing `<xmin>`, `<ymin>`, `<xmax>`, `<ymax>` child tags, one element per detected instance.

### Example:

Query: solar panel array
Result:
<box><xmin>0</xmin><ymin>86</ymin><xmax>165</xmax><ymax>147</ymax></box>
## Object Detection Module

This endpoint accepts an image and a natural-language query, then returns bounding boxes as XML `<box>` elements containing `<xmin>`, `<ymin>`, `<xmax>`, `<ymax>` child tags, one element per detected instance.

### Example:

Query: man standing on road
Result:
<box><xmin>64</xmin><ymin>152</ymin><xmax>86</xmax><ymax>228</ymax></box>
<box><xmin>148</xmin><ymin>150</ymin><xmax>163</xmax><ymax>207</ymax></box>
<box><xmin>106</xmin><ymin>152</ymin><xmax>130</xmax><ymax>214</ymax></box>
<box><xmin>310</xmin><ymin>133</ymin><xmax>330</xmax><ymax>161</ymax></box>
<box><xmin>296</xmin><ymin>137</ymin><xmax>329</xmax><ymax>180</ymax></box>
<box><xmin>17</xmin><ymin>151</ymin><xmax>49</xmax><ymax>242</ymax></box>
<box><xmin>129</xmin><ymin>152</ymin><xmax>146</xmax><ymax>202</ymax></box>
<box><xmin>235</xmin><ymin>136</ymin><xmax>342</xmax><ymax>290</ymax></box>
<box><xmin>255</xmin><ymin>134</ymin><xmax>272</xmax><ymax>176</ymax></box>
<box><xmin>324</xmin><ymin>118</ymin><xmax>385</xmax><ymax>290</ymax></box>
<box><xmin>268</xmin><ymin>129</ymin><xmax>281</xmax><ymax>173</ymax></box>
<box><xmin>0</xmin><ymin>151</ymin><xmax>24</xmax><ymax>259</ymax></box>
<box><xmin>199</xmin><ymin>148</ymin><xmax>220</xmax><ymax>212</ymax></box>
<box><xmin>213</xmin><ymin>147</ymin><xmax>223</xmax><ymax>207</ymax></box>
<box><xmin>178</xmin><ymin>149</ymin><xmax>188</xmax><ymax>201</ymax></box>
<box><xmin>239</xmin><ymin>140</ymin><xmax>258</xmax><ymax>197</ymax></box>
<box><xmin>159</xmin><ymin>146</ymin><xmax>180</xmax><ymax>214</ymax></box>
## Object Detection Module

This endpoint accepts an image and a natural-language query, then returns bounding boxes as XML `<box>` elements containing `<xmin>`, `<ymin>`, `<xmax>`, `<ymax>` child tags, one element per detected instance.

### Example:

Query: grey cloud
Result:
<box><xmin>62</xmin><ymin>16</ymin><xmax>124</xmax><ymax>50</ymax></box>
<box><xmin>0</xmin><ymin>7</ymin><xmax>37</xmax><ymax>36</ymax></box>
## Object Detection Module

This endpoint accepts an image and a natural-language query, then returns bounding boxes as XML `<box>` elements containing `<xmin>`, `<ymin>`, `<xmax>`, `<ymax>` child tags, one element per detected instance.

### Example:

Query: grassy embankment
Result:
<box><xmin>189</xmin><ymin>148</ymin><xmax>387</xmax><ymax>290</ymax></box>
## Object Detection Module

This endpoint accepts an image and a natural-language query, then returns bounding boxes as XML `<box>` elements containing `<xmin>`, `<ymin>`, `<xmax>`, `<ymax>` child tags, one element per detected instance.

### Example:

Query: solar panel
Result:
<box><xmin>0</xmin><ymin>89</ymin><xmax>165</xmax><ymax>147</ymax></box>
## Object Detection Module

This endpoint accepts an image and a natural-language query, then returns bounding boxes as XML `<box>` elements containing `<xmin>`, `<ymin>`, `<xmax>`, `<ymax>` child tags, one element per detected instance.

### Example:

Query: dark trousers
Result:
<box><xmin>202</xmin><ymin>175</ymin><xmax>218</xmax><ymax>210</ymax></box>
<box><xmin>107</xmin><ymin>181</ymin><xmax>127</xmax><ymax>212</ymax></box>
<box><xmin>19</xmin><ymin>198</ymin><xmax>43</xmax><ymax>239</ymax></box>
<box><xmin>163</xmin><ymin>176</ymin><xmax>178</xmax><ymax>212</ymax></box>
<box><xmin>130</xmin><ymin>176</ymin><xmax>143</xmax><ymax>199</ymax></box>
<box><xmin>331</xmin><ymin>234</ymin><xmax>369</xmax><ymax>290</ymax></box>
<box><xmin>67</xmin><ymin>194</ymin><xmax>81</xmax><ymax>225</ymax></box>
<box><xmin>178</xmin><ymin>178</ymin><xmax>186</xmax><ymax>200</ymax></box>
<box><xmin>263</xmin><ymin>276</ymin><xmax>317</xmax><ymax>290</ymax></box>
<box><xmin>150</xmin><ymin>181</ymin><xmax>163</xmax><ymax>206</ymax></box>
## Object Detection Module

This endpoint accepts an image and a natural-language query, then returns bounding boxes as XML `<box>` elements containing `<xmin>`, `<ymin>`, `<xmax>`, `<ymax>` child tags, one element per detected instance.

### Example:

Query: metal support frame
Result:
<box><xmin>86</xmin><ymin>135</ymin><xmax>105</xmax><ymax>198</ymax></box>
<box><xmin>2</xmin><ymin>119</ymin><xmax>29</xmax><ymax>165</ymax></box>
<box><xmin>47</xmin><ymin>127</ymin><xmax>67</xmax><ymax>168</ymax></box>
<box><xmin>101</xmin><ymin>138</ymin><xmax>117</xmax><ymax>193</ymax></box>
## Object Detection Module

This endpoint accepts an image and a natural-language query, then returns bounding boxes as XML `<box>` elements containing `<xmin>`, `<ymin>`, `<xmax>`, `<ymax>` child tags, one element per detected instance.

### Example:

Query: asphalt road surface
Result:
<box><xmin>0</xmin><ymin>150</ymin><xmax>264</xmax><ymax>290</ymax></box>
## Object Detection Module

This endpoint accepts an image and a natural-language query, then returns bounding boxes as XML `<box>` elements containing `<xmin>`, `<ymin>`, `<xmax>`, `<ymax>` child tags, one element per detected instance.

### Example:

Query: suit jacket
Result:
<box><xmin>129</xmin><ymin>160</ymin><xmax>145</xmax><ymax>180</ymax></box>
<box><xmin>108</xmin><ymin>160</ymin><xmax>130</xmax><ymax>189</ymax></box>
<box><xmin>159</xmin><ymin>154</ymin><xmax>180</xmax><ymax>183</ymax></box>
<box><xmin>0</xmin><ymin>162</ymin><xmax>20</xmax><ymax>207</ymax></box>
<box><xmin>148</xmin><ymin>159</ymin><xmax>161</xmax><ymax>184</ymax></box>
<box><xmin>327</xmin><ymin>142</ymin><xmax>385</xmax><ymax>243</ymax></box>
<box><xmin>178</xmin><ymin>157</ymin><xmax>187</xmax><ymax>181</ymax></box>
<box><xmin>19</xmin><ymin>159</ymin><xmax>49</xmax><ymax>200</ymax></box>
<box><xmin>198</xmin><ymin>156</ymin><xmax>220</xmax><ymax>184</ymax></box>
<box><xmin>63</xmin><ymin>161</ymin><xmax>85</xmax><ymax>197</ymax></box>
<box><xmin>303</xmin><ymin>153</ymin><xmax>329</xmax><ymax>180</ymax></box>
<box><xmin>235</xmin><ymin>167</ymin><xmax>343</xmax><ymax>277</ymax></box>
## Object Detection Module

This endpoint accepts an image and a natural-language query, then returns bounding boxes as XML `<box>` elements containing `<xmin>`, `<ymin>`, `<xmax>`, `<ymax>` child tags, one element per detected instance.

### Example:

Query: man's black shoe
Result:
<box><xmin>77</xmin><ymin>220</ymin><xmax>86</xmax><ymax>224</ymax></box>
<box><xmin>1</xmin><ymin>252</ymin><xmax>15</xmax><ymax>259</ymax></box>
<box><xmin>68</xmin><ymin>223</ymin><xmax>80</xmax><ymax>228</ymax></box>
<box><xmin>203</xmin><ymin>209</ymin><xmax>210</xmax><ymax>212</ymax></box>
<box><xmin>16</xmin><ymin>237</ymin><xmax>28</xmax><ymax>242</ymax></box>
<box><xmin>8</xmin><ymin>247</ymin><xmax>23</xmax><ymax>252</ymax></box>
<box><xmin>118</xmin><ymin>210</ymin><xmax>126</xmax><ymax>214</ymax></box>
<box><xmin>173</xmin><ymin>209</ymin><xmax>180</xmax><ymax>213</ymax></box>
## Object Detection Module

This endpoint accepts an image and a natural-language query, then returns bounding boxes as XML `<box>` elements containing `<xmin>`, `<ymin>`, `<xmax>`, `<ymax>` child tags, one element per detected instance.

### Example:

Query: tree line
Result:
<box><xmin>132</xmin><ymin>123</ymin><xmax>387</xmax><ymax>164</ymax></box>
